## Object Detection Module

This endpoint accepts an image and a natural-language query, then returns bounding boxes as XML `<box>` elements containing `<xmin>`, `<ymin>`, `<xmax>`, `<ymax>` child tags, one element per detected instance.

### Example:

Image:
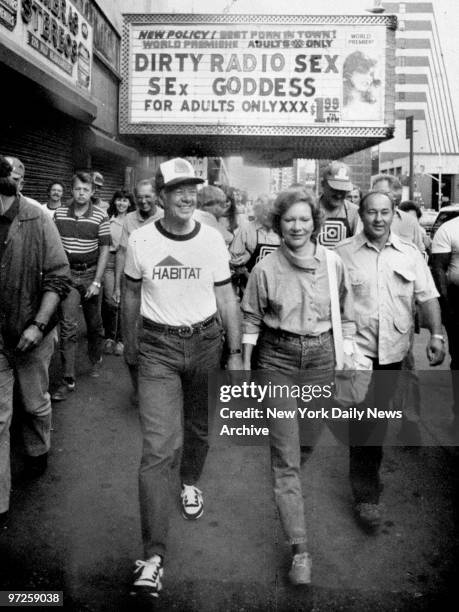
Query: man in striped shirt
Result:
<box><xmin>52</xmin><ymin>172</ymin><xmax>110</xmax><ymax>401</ymax></box>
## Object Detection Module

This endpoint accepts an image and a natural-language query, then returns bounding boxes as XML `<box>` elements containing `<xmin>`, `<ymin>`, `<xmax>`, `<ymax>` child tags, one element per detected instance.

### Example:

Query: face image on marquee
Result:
<box><xmin>342</xmin><ymin>51</ymin><xmax>382</xmax><ymax>121</ymax></box>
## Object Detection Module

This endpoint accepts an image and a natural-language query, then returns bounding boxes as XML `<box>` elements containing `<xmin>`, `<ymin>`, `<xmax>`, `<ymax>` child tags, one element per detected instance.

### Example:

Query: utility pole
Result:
<box><xmin>406</xmin><ymin>116</ymin><xmax>414</xmax><ymax>200</ymax></box>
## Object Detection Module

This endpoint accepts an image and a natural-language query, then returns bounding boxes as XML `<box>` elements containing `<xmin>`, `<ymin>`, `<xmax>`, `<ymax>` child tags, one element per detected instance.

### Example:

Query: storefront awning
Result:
<box><xmin>121</xmin><ymin>128</ymin><xmax>394</xmax><ymax>164</ymax></box>
<box><xmin>86</xmin><ymin>127</ymin><xmax>139</xmax><ymax>162</ymax></box>
<box><xmin>0</xmin><ymin>43</ymin><xmax>97</xmax><ymax>123</ymax></box>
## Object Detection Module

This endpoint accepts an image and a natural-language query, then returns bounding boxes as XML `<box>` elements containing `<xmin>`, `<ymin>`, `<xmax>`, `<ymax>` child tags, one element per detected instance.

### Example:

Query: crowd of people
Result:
<box><xmin>0</xmin><ymin>152</ymin><xmax>456</xmax><ymax>603</ymax></box>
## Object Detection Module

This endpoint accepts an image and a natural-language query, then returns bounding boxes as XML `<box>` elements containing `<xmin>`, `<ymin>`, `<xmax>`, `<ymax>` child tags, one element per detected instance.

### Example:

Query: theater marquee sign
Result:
<box><xmin>120</xmin><ymin>14</ymin><xmax>397</xmax><ymax>158</ymax></box>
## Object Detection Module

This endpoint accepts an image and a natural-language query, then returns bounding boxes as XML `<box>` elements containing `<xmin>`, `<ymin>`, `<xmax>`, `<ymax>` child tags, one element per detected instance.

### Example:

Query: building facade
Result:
<box><xmin>0</xmin><ymin>0</ymin><xmax>137</xmax><ymax>204</ymax></box>
<box><xmin>374</xmin><ymin>1</ymin><xmax>459</xmax><ymax>208</ymax></box>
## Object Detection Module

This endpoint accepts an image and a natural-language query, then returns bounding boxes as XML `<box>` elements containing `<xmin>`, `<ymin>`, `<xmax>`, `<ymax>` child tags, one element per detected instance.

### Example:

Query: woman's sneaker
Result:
<box><xmin>288</xmin><ymin>552</ymin><xmax>312</xmax><ymax>585</ymax></box>
<box><xmin>180</xmin><ymin>484</ymin><xmax>204</xmax><ymax>519</ymax></box>
<box><xmin>131</xmin><ymin>556</ymin><xmax>163</xmax><ymax>600</ymax></box>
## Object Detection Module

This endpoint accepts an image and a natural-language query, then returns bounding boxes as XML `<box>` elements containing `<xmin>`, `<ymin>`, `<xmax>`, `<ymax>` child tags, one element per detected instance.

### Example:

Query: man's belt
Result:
<box><xmin>142</xmin><ymin>314</ymin><xmax>219</xmax><ymax>338</ymax></box>
<box><xmin>70</xmin><ymin>262</ymin><xmax>97</xmax><ymax>271</ymax></box>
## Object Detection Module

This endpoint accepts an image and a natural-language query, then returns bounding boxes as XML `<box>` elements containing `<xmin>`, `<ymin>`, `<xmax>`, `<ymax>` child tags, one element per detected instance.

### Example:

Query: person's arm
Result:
<box><xmin>114</xmin><ymin>220</ymin><xmax>130</xmax><ymax>304</ymax></box>
<box><xmin>215</xmin><ymin>282</ymin><xmax>243</xmax><ymax>370</ymax></box>
<box><xmin>240</xmin><ymin>266</ymin><xmax>268</xmax><ymax>370</ymax></box>
<box><xmin>114</xmin><ymin>248</ymin><xmax>126</xmax><ymax>304</ymax></box>
<box><xmin>430</xmin><ymin>252</ymin><xmax>451</xmax><ymax>313</ymax></box>
<box><xmin>417</xmin><ymin>298</ymin><xmax>445</xmax><ymax>365</ymax></box>
<box><xmin>85</xmin><ymin>244</ymin><xmax>110</xmax><ymax>298</ymax></box>
<box><xmin>336</xmin><ymin>255</ymin><xmax>356</xmax><ymax>340</ymax></box>
<box><xmin>122</xmin><ymin>277</ymin><xmax>141</xmax><ymax>366</ymax></box>
<box><xmin>430</xmin><ymin>223</ymin><xmax>453</xmax><ymax>318</ymax></box>
<box><xmin>17</xmin><ymin>215</ymin><xmax>71</xmax><ymax>351</ymax></box>
<box><xmin>229</xmin><ymin>224</ymin><xmax>251</xmax><ymax>266</ymax></box>
<box><xmin>16</xmin><ymin>292</ymin><xmax>61</xmax><ymax>352</ymax></box>
<box><xmin>85</xmin><ymin>215</ymin><xmax>111</xmax><ymax>298</ymax></box>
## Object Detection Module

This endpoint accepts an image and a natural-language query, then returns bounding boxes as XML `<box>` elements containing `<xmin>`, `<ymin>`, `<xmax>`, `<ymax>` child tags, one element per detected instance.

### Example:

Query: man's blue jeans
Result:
<box><xmin>256</xmin><ymin>328</ymin><xmax>335</xmax><ymax>546</ymax></box>
<box><xmin>137</xmin><ymin>318</ymin><xmax>223</xmax><ymax>559</ymax></box>
<box><xmin>59</xmin><ymin>268</ymin><xmax>104</xmax><ymax>380</ymax></box>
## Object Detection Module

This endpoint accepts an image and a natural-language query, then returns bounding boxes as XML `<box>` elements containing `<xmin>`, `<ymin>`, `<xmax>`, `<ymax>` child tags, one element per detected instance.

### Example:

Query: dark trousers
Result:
<box><xmin>59</xmin><ymin>268</ymin><xmax>104</xmax><ymax>380</ymax></box>
<box><xmin>444</xmin><ymin>285</ymin><xmax>459</xmax><ymax>416</ymax></box>
<box><xmin>349</xmin><ymin>360</ymin><xmax>402</xmax><ymax>504</ymax></box>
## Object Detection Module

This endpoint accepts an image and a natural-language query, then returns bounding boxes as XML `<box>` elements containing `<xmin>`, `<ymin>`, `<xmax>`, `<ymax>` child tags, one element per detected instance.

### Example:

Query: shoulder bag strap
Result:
<box><xmin>325</xmin><ymin>249</ymin><xmax>344</xmax><ymax>369</ymax></box>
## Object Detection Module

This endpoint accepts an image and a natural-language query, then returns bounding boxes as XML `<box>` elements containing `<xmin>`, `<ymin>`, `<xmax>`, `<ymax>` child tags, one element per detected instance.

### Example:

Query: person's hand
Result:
<box><xmin>427</xmin><ymin>337</ymin><xmax>446</xmax><ymax>366</ymax></box>
<box><xmin>16</xmin><ymin>325</ymin><xmax>43</xmax><ymax>352</ymax></box>
<box><xmin>227</xmin><ymin>353</ymin><xmax>243</xmax><ymax>370</ymax></box>
<box><xmin>113</xmin><ymin>287</ymin><xmax>121</xmax><ymax>305</ymax></box>
<box><xmin>85</xmin><ymin>281</ymin><xmax>100</xmax><ymax>299</ymax></box>
<box><xmin>230</xmin><ymin>255</ymin><xmax>247</xmax><ymax>267</ymax></box>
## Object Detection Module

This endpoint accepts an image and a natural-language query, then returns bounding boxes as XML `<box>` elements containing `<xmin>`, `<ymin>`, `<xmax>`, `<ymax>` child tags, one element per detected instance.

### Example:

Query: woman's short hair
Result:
<box><xmin>108</xmin><ymin>189</ymin><xmax>136</xmax><ymax>217</ymax></box>
<box><xmin>272</xmin><ymin>188</ymin><xmax>322</xmax><ymax>241</ymax></box>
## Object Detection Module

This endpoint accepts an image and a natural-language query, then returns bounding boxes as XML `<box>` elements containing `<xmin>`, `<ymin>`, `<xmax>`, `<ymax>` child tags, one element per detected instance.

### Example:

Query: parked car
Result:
<box><xmin>430</xmin><ymin>203</ymin><xmax>459</xmax><ymax>239</ymax></box>
<box><xmin>419</xmin><ymin>208</ymin><xmax>438</xmax><ymax>236</ymax></box>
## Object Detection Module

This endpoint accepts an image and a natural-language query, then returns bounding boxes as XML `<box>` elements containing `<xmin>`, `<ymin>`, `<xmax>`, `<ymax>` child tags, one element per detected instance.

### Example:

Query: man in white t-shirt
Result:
<box><xmin>431</xmin><ymin>216</ymin><xmax>459</xmax><ymax>433</ymax></box>
<box><xmin>123</xmin><ymin>158</ymin><xmax>242</xmax><ymax>602</ymax></box>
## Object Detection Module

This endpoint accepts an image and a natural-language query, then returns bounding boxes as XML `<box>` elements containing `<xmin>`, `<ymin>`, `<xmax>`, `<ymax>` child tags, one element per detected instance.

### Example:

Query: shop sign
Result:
<box><xmin>121</xmin><ymin>14</ymin><xmax>395</xmax><ymax>134</ymax></box>
<box><xmin>0</xmin><ymin>0</ymin><xmax>93</xmax><ymax>91</ymax></box>
<box><xmin>72</xmin><ymin>0</ymin><xmax>120</xmax><ymax>73</ymax></box>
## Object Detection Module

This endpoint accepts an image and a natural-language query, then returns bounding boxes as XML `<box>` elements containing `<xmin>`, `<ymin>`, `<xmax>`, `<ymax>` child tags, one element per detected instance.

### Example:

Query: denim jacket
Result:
<box><xmin>0</xmin><ymin>197</ymin><xmax>71</xmax><ymax>347</ymax></box>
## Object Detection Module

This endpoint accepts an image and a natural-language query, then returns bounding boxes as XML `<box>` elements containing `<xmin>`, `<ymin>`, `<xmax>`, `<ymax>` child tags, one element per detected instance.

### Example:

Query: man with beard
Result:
<box><xmin>0</xmin><ymin>155</ymin><xmax>70</xmax><ymax>527</ymax></box>
<box><xmin>317</xmin><ymin>161</ymin><xmax>360</xmax><ymax>249</ymax></box>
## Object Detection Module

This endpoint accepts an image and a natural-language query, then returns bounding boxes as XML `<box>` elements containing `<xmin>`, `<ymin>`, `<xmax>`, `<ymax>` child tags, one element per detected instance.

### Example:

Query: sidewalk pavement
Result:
<box><xmin>0</xmin><ymin>330</ymin><xmax>457</xmax><ymax>611</ymax></box>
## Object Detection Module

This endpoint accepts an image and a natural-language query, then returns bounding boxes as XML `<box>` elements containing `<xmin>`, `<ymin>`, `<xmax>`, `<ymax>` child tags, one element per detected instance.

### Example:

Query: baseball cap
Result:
<box><xmin>322</xmin><ymin>161</ymin><xmax>353</xmax><ymax>192</ymax></box>
<box><xmin>155</xmin><ymin>158</ymin><xmax>204</xmax><ymax>191</ymax></box>
<box><xmin>198</xmin><ymin>185</ymin><xmax>226</xmax><ymax>207</ymax></box>
<box><xmin>92</xmin><ymin>171</ymin><xmax>104</xmax><ymax>187</ymax></box>
<box><xmin>5</xmin><ymin>156</ymin><xmax>25</xmax><ymax>180</ymax></box>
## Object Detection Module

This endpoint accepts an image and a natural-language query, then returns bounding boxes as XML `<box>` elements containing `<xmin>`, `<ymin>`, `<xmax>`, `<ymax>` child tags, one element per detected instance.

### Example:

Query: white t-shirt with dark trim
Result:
<box><xmin>125</xmin><ymin>219</ymin><xmax>231</xmax><ymax>326</ymax></box>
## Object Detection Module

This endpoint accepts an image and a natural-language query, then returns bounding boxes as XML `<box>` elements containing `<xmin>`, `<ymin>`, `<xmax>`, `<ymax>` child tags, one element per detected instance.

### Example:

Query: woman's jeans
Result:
<box><xmin>256</xmin><ymin>328</ymin><xmax>335</xmax><ymax>546</ymax></box>
<box><xmin>102</xmin><ymin>256</ymin><xmax>121</xmax><ymax>343</ymax></box>
<box><xmin>137</xmin><ymin>317</ymin><xmax>223</xmax><ymax>559</ymax></box>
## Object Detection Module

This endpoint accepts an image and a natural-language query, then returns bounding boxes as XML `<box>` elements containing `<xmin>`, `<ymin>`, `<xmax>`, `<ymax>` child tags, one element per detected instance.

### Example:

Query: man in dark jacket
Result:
<box><xmin>0</xmin><ymin>155</ymin><xmax>70</xmax><ymax>527</ymax></box>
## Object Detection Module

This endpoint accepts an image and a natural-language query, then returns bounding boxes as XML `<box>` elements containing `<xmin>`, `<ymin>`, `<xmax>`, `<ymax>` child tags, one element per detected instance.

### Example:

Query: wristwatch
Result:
<box><xmin>228</xmin><ymin>348</ymin><xmax>242</xmax><ymax>355</ymax></box>
<box><xmin>92</xmin><ymin>280</ymin><xmax>101</xmax><ymax>288</ymax></box>
<box><xmin>31</xmin><ymin>320</ymin><xmax>46</xmax><ymax>333</ymax></box>
<box><xmin>431</xmin><ymin>334</ymin><xmax>446</xmax><ymax>343</ymax></box>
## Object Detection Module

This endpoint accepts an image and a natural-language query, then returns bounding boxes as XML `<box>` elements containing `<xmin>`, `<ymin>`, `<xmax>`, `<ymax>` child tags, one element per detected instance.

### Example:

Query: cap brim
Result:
<box><xmin>164</xmin><ymin>177</ymin><xmax>205</xmax><ymax>189</ymax></box>
<box><xmin>327</xmin><ymin>179</ymin><xmax>353</xmax><ymax>192</ymax></box>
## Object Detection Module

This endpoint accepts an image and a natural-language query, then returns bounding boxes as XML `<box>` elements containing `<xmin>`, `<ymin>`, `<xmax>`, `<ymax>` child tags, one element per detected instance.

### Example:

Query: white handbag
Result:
<box><xmin>325</xmin><ymin>250</ymin><xmax>372</xmax><ymax>406</ymax></box>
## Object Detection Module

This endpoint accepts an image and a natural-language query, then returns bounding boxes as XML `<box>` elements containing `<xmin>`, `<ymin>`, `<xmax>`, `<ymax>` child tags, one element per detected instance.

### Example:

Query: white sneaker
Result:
<box><xmin>131</xmin><ymin>555</ymin><xmax>163</xmax><ymax>599</ymax></box>
<box><xmin>180</xmin><ymin>484</ymin><xmax>204</xmax><ymax>520</ymax></box>
<box><xmin>288</xmin><ymin>552</ymin><xmax>312</xmax><ymax>585</ymax></box>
